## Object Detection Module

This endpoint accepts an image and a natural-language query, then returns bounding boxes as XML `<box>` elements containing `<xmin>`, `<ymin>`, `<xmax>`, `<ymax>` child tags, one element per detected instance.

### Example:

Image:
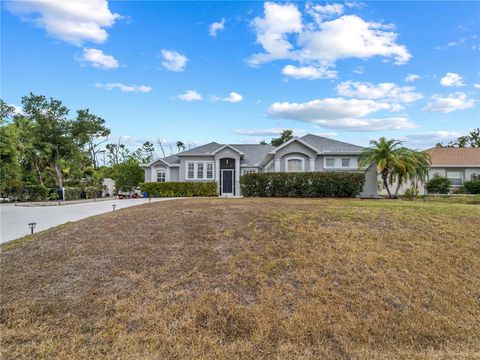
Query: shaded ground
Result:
<box><xmin>1</xmin><ymin>198</ymin><xmax>479</xmax><ymax>359</ymax></box>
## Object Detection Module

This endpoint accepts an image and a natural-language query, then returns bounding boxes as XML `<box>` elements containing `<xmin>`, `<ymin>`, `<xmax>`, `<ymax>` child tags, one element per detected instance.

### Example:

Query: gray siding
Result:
<box><xmin>170</xmin><ymin>167</ymin><xmax>179</xmax><ymax>182</ymax></box>
<box><xmin>144</xmin><ymin>167</ymin><xmax>151</xmax><ymax>183</ymax></box>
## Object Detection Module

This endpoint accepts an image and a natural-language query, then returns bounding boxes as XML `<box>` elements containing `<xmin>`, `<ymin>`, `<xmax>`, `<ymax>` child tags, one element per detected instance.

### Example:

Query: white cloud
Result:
<box><xmin>402</xmin><ymin>131</ymin><xmax>464</xmax><ymax>147</ymax></box>
<box><xmin>440</xmin><ymin>72</ymin><xmax>465</xmax><ymax>87</ymax></box>
<box><xmin>78</xmin><ymin>48</ymin><xmax>119</xmax><ymax>69</ymax></box>
<box><xmin>7</xmin><ymin>104</ymin><xmax>24</xmax><ymax>116</ymax></box>
<box><xmin>435</xmin><ymin>37</ymin><xmax>467</xmax><ymax>50</ymax></box>
<box><xmin>405</xmin><ymin>73</ymin><xmax>420</xmax><ymax>82</ymax></box>
<box><xmin>176</xmin><ymin>90</ymin><xmax>203</xmax><ymax>101</ymax></box>
<box><xmin>474</xmin><ymin>83</ymin><xmax>480</xmax><ymax>89</ymax></box>
<box><xmin>268</xmin><ymin>97</ymin><xmax>417</xmax><ymax>131</ymax></box>
<box><xmin>282</xmin><ymin>64</ymin><xmax>337</xmax><ymax>79</ymax></box>
<box><xmin>214</xmin><ymin>92</ymin><xmax>243</xmax><ymax>103</ymax></box>
<box><xmin>249</xmin><ymin>2</ymin><xmax>411</xmax><ymax>74</ymax></box>
<box><xmin>423</xmin><ymin>92</ymin><xmax>475</xmax><ymax>113</ymax></box>
<box><xmin>305</xmin><ymin>3</ymin><xmax>344</xmax><ymax>24</ymax></box>
<box><xmin>313</xmin><ymin>131</ymin><xmax>338</xmax><ymax>137</ymax></box>
<box><xmin>6</xmin><ymin>0</ymin><xmax>120</xmax><ymax>45</ymax></box>
<box><xmin>336</xmin><ymin>81</ymin><xmax>423</xmax><ymax>103</ymax></box>
<box><xmin>95</xmin><ymin>83</ymin><xmax>152</xmax><ymax>93</ymax></box>
<box><xmin>209</xmin><ymin>18</ymin><xmax>225</xmax><ymax>37</ymax></box>
<box><xmin>353</xmin><ymin>66</ymin><xmax>364</xmax><ymax>74</ymax></box>
<box><xmin>249</xmin><ymin>2</ymin><xmax>303</xmax><ymax>65</ymax></box>
<box><xmin>160</xmin><ymin>49</ymin><xmax>188</xmax><ymax>72</ymax></box>
<box><xmin>234</xmin><ymin>128</ymin><xmax>305</xmax><ymax>136</ymax></box>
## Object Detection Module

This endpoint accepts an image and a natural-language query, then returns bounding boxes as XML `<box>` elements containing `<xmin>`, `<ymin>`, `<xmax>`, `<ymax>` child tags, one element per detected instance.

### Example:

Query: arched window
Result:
<box><xmin>157</xmin><ymin>170</ymin><xmax>166</xmax><ymax>182</ymax></box>
<box><xmin>285</xmin><ymin>157</ymin><xmax>305</xmax><ymax>172</ymax></box>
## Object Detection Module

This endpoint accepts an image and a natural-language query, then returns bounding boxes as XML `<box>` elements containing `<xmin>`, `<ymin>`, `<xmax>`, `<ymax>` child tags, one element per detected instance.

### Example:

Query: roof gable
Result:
<box><xmin>269</xmin><ymin>137</ymin><xmax>320</xmax><ymax>154</ymax></box>
<box><xmin>301</xmin><ymin>134</ymin><xmax>364</xmax><ymax>153</ymax></box>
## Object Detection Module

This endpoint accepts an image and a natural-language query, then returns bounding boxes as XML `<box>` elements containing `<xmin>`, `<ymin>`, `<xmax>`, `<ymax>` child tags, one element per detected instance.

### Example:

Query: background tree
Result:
<box><xmin>72</xmin><ymin>109</ymin><xmax>110</xmax><ymax>168</ymax></box>
<box><xmin>270</xmin><ymin>130</ymin><xmax>293</xmax><ymax>147</ymax></box>
<box><xmin>176</xmin><ymin>140</ymin><xmax>186</xmax><ymax>152</ymax></box>
<box><xmin>112</xmin><ymin>159</ymin><xmax>144</xmax><ymax>191</ymax></box>
<box><xmin>436</xmin><ymin>128</ymin><xmax>480</xmax><ymax>148</ymax></box>
<box><xmin>21</xmin><ymin>93</ymin><xmax>80</xmax><ymax>198</ymax></box>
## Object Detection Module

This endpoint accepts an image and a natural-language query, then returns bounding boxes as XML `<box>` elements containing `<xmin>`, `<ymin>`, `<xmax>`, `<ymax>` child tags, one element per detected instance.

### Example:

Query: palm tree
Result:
<box><xmin>389</xmin><ymin>149</ymin><xmax>431</xmax><ymax>198</ymax></box>
<box><xmin>359</xmin><ymin>137</ymin><xmax>404</xmax><ymax>198</ymax></box>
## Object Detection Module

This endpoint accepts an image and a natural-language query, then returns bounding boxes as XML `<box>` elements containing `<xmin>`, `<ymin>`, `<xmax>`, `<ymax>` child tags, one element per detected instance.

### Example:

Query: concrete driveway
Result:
<box><xmin>0</xmin><ymin>198</ymin><xmax>173</xmax><ymax>244</ymax></box>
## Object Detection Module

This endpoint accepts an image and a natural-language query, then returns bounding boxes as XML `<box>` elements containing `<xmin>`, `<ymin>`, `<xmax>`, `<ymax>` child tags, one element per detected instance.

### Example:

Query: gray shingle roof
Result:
<box><xmin>228</xmin><ymin>144</ymin><xmax>275</xmax><ymax>165</ymax></box>
<box><xmin>176</xmin><ymin>142</ymin><xmax>222</xmax><ymax>156</ymax></box>
<box><xmin>301</xmin><ymin>134</ymin><xmax>364</xmax><ymax>153</ymax></box>
<box><xmin>148</xmin><ymin>135</ymin><xmax>363</xmax><ymax>167</ymax></box>
<box><xmin>162</xmin><ymin>155</ymin><xmax>180</xmax><ymax>164</ymax></box>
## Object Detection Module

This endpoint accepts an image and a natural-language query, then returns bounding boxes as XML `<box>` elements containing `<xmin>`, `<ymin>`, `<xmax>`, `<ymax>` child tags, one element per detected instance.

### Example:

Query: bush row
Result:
<box><xmin>240</xmin><ymin>172</ymin><xmax>365</xmax><ymax>198</ymax></box>
<box><xmin>3</xmin><ymin>185</ymin><xmax>103</xmax><ymax>201</ymax></box>
<box><xmin>140</xmin><ymin>182</ymin><xmax>218</xmax><ymax>197</ymax></box>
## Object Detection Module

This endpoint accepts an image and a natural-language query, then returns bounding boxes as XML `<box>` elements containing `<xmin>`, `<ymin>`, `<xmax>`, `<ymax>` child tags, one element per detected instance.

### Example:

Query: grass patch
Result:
<box><xmin>1</xmin><ymin>198</ymin><xmax>479</xmax><ymax>358</ymax></box>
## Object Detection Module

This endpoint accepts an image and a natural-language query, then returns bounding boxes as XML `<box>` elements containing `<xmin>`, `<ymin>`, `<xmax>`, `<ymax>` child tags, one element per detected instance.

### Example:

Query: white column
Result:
<box><xmin>166</xmin><ymin>167</ymin><xmax>170</xmax><ymax>182</ymax></box>
<box><xmin>309</xmin><ymin>157</ymin><xmax>315</xmax><ymax>172</ymax></box>
<box><xmin>235</xmin><ymin>158</ymin><xmax>240</xmax><ymax>196</ymax></box>
<box><xmin>274</xmin><ymin>157</ymin><xmax>281</xmax><ymax>172</ymax></box>
<box><xmin>215</xmin><ymin>159</ymin><xmax>220</xmax><ymax>195</ymax></box>
<box><xmin>150</xmin><ymin>166</ymin><xmax>156</xmax><ymax>182</ymax></box>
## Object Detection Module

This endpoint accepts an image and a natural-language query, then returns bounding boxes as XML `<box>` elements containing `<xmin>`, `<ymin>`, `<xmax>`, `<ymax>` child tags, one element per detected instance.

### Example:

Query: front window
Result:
<box><xmin>447</xmin><ymin>171</ymin><xmax>463</xmax><ymax>186</ymax></box>
<box><xmin>326</xmin><ymin>158</ymin><xmax>335</xmax><ymax>168</ymax></box>
<box><xmin>342</xmin><ymin>158</ymin><xmax>350</xmax><ymax>168</ymax></box>
<box><xmin>187</xmin><ymin>163</ymin><xmax>195</xmax><ymax>179</ymax></box>
<box><xmin>197</xmin><ymin>163</ymin><xmax>204</xmax><ymax>179</ymax></box>
<box><xmin>186</xmin><ymin>161</ymin><xmax>214</xmax><ymax>180</ymax></box>
<box><xmin>206</xmin><ymin>163</ymin><xmax>214</xmax><ymax>179</ymax></box>
<box><xmin>157</xmin><ymin>171</ymin><xmax>166</xmax><ymax>182</ymax></box>
<box><xmin>287</xmin><ymin>159</ymin><xmax>303</xmax><ymax>172</ymax></box>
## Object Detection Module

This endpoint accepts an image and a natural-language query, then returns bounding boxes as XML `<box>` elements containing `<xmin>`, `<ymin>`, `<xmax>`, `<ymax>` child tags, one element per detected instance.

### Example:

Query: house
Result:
<box><xmin>143</xmin><ymin>134</ymin><xmax>378</xmax><ymax>197</ymax></box>
<box><xmin>102</xmin><ymin>178</ymin><xmax>116</xmax><ymax>197</ymax></box>
<box><xmin>379</xmin><ymin>147</ymin><xmax>480</xmax><ymax>195</ymax></box>
<box><xmin>423</xmin><ymin>147</ymin><xmax>480</xmax><ymax>189</ymax></box>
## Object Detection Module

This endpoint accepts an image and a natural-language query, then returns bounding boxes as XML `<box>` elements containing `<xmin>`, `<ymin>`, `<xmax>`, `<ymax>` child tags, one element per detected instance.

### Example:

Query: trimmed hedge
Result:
<box><xmin>140</xmin><ymin>182</ymin><xmax>218</xmax><ymax>197</ymax></box>
<box><xmin>240</xmin><ymin>172</ymin><xmax>365</xmax><ymax>198</ymax></box>
<box><xmin>464</xmin><ymin>178</ymin><xmax>480</xmax><ymax>194</ymax></box>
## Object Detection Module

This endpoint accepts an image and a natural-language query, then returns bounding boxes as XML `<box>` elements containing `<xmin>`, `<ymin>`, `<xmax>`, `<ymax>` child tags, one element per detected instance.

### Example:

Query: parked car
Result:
<box><xmin>117</xmin><ymin>187</ymin><xmax>142</xmax><ymax>199</ymax></box>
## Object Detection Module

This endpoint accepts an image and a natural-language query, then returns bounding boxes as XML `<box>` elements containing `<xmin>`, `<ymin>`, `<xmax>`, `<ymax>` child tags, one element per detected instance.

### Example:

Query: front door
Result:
<box><xmin>221</xmin><ymin>169</ymin><xmax>234</xmax><ymax>196</ymax></box>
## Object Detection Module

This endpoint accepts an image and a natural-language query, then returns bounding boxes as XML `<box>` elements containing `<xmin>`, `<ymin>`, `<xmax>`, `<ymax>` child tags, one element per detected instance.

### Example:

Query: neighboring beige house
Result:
<box><xmin>379</xmin><ymin>147</ymin><xmax>480</xmax><ymax>195</ymax></box>
<box><xmin>142</xmin><ymin>134</ymin><xmax>378</xmax><ymax>197</ymax></box>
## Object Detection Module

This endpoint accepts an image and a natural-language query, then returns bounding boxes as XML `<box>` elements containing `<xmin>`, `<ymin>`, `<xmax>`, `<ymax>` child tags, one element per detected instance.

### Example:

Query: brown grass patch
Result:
<box><xmin>1</xmin><ymin>198</ymin><xmax>479</xmax><ymax>359</ymax></box>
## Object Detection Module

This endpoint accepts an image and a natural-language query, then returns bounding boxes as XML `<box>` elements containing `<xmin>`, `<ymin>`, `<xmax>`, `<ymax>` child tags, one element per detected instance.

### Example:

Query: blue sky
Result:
<box><xmin>2</xmin><ymin>1</ymin><xmax>480</xmax><ymax>153</ymax></box>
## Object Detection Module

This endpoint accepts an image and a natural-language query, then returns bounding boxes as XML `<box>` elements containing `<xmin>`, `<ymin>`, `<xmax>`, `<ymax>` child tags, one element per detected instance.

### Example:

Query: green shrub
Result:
<box><xmin>464</xmin><ymin>178</ymin><xmax>480</xmax><ymax>194</ymax></box>
<box><xmin>84</xmin><ymin>186</ymin><xmax>100</xmax><ymax>199</ymax></box>
<box><xmin>403</xmin><ymin>187</ymin><xmax>419</xmax><ymax>200</ymax></box>
<box><xmin>17</xmin><ymin>185</ymin><xmax>49</xmax><ymax>201</ymax></box>
<box><xmin>240</xmin><ymin>172</ymin><xmax>365</xmax><ymax>198</ymax></box>
<box><xmin>140</xmin><ymin>182</ymin><xmax>218</xmax><ymax>197</ymax></box>
<box><xmin>425</xmin><ymin>177</ymin><xmax>451</xmax><ymax>194</ymax></box>
<box><xmin>64</xmin><ymin>187</ymin><xmax>82</xmax><ymax>201</ymax></box>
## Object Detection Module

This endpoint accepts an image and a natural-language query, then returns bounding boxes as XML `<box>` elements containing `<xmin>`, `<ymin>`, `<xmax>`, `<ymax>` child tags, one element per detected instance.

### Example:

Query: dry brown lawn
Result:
<box><xmin>1</xmin><ymin>198</ymin><xmax>479</xmax><ymax>359</ymax></box>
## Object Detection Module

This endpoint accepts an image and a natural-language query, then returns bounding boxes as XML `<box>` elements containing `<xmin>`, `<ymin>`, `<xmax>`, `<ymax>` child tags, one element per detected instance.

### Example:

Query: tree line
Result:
<box><xmin>0</xmin><ymin>94</ymin><xmax>187</xmax><ymax>199</ymax></box>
